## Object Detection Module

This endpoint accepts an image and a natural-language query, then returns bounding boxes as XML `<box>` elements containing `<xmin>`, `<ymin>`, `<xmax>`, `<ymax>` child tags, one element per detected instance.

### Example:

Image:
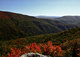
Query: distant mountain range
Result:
<box><xmin>36</xmin><ymin>16</ymin><xmax>80</xmax><ymax>26</ymax></box>
<box><xmin>35</xmin><ymin>16</ymin><xmax>61</xmax><ymax>19</ymax></box>
<box><xmin>53</xmin><ymin>16</ymin><xmax>80</xmax><ymax>26</ymax></box>
<box><xmin>0</xmin><ymin>11</ymin><xmax>77</xmax><ymax>40</ymax></box>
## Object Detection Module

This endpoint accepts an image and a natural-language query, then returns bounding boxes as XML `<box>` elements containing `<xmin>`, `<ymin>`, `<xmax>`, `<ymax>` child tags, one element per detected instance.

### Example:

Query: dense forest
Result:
<box><xmin>1</xmin><ymin>27</ymin><xmax>80</xmax><ymax>57</ymax></box>
<box><xmin>0</xmin><ymin>11</ymin><xmax>77</xmax><ymax>40</ymax></box>
<box><xmin>0</xmin><ymin>11</ymin><xmax>80</xmax><ymax>57</ymax></box>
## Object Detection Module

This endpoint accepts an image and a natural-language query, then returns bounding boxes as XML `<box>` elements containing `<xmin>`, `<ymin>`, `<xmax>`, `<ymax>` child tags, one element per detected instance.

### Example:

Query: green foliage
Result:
<box><xmin>0</xmin><ymin>27</ymin><xmax>80</xmax><ymax>57</ymax></box>
<box><xmin>54</xmin><ymin>16</ymin><xmax>80</xmax><ymax>26</ymax></box>
<box><xmin>0</xmin><ymin>11</ymin><xmax>80</xmax><ymax>57</ymax></box>
<box><xmin>26</xmin><ymin>27</ymin><xmax>80</xmax><ymax>44</ymax></box>
<box><xmin>0</xmin><ymin>11</ymin><xmax>77</xmax><ymax>40</ymax></box>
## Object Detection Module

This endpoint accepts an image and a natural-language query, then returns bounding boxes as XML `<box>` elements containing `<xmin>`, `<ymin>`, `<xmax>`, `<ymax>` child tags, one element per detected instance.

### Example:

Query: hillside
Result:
<box><xmin>54</xmin><ymin>16</ymin><xmax>80</xmax><ymax>26</ymax></box>
<box><xmin>26</xmin><ymin>27</ymin><xmax>80</xmax><ymax>44</ymax></box>
<box><xmin>0</xmin><ymin>11</ymin><xmax>77</xmax><ymax>40</ymax></box>
<box><xmin>0</xmin><ymin>27</ymin><xmax>80</xmax><ymax>57</ymax></box>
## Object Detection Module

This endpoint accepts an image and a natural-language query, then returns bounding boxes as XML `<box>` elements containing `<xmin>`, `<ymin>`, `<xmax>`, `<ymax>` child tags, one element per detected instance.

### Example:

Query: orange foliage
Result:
<box><xmin>23</xmin><ymin>42</ymin><xmax>42</xmax><ymax>53</ymax></box>
<box><xmin>2</xmin><ymin>41</ymin><xmax>64</xmax><ymax>57</ymax></box>
<box><xmin>77</xmin><ymin>48</ymin><xmax>80</xmax><ymax>56</ymax></box>
<box><xmin>7</xmin><ymin>48</ymin><xmax>21</xmax><ymax>57</ymax></box>
<box><xmin>41</xmin><ymin>41</ymin><xmax>64</xmax><ymax>56</ymax></box>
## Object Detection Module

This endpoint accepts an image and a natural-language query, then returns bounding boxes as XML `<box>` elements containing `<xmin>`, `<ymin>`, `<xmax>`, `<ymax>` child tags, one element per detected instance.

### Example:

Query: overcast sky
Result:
<box><xmin>0</xmin><ymin>0</ymin><xmax>80</xmax><ymax>16</ymax></box>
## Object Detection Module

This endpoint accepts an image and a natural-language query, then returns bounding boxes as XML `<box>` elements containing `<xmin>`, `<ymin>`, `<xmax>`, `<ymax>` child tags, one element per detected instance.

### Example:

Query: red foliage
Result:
<box><xmin>2</xmin><ymin>41</ymin><xmax>64</xmax><ymax>57</ymax></box>
<box><xmin>0</xmin><ymin>12</ymin><xmax>8</xmax><ymax>19</ymax></box>
<box><xmin>7</xmin><ymin>48</ymin><xmax>21</xmax><ymax>57</ymax></box>
<box><xmin>41</xmin><ymin>41</ymin><xmax>63</xmax><ymax>56</ymax></box>
<box><xmin>2</xmin><ymin>55</ymin><xmax>5</xmax><ymax>57</ymax></box>
<box><xmin>77</xmin><ymin>48</ymin><xmax>80</xmax><ymax>56</ymax></box>
<box><xmin>24</xmin><ymin>42</ymin><xmax>42</xmax><ymax>53</ymax></box>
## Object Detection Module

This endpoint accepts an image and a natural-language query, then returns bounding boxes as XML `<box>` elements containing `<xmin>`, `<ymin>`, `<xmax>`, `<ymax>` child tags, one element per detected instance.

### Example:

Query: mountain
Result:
<box><xmin>54</xmin><ymin>16</ymin><xmax>80</xmax><ymax>26</ymax></box>
<box><xmin>0</xmin><ymin>11</ymin><xmax>77</xmax><ymax>40</ymax></box>
<box><xmin>35</xmin><ymin>16</ymin><xmax>61</xmax><ymax>19</ymax></box>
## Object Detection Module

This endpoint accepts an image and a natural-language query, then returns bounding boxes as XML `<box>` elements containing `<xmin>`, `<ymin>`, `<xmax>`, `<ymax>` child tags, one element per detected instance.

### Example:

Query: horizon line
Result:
<box><xmin>1</xmin><ymin>10</ymin><xmax>80</xmax><ymax>17</ymax></box>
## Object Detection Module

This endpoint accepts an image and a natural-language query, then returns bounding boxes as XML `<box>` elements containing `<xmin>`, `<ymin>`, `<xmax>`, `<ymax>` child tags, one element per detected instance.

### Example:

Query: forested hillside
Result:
<box><xmin>0</xmin><ymin>11</ymin><xmax>77</xmax><ymax>40</ymax></box>
<box><xmin>1</xmin><ymin>27</ymin><xmax>80</xmax><ymax>57</ymax></box>
<box><xmin>54</xmin><ymin>16</ymin><xmax>80</xmax><ymax>26</ymax></box>
<box><xmin>26</xmin><ymin>27</ymin><xmax>80</xmax><ymax>44</ymax></box>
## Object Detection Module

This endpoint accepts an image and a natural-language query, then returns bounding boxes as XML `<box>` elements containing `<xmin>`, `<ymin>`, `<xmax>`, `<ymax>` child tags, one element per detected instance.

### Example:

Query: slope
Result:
<box><xmin>0</xmin><ymin>27</ymin><xmax>80</xmax><ymax>57</ymax></box>
<box><xmin>54</xmin><ymin>16</ymin><xmax>80</xmax><ymax>26</ymax></box>
<box><xmin>0</xmin><ymin>11</ymin><xmax>77</xmax><ymax>40</ymax></box>
<box><xmin>26</xmin><ymin>27</ymin><xmax>80</xmax><ymax>44</ymax></box>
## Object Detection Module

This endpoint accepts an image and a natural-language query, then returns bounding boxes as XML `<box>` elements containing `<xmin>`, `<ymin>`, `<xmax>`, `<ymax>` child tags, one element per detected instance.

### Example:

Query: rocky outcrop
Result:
<box><xmin>20</xmin><ymin>53</ymin><xmax>50</xmax><ymax>57</ymax></box>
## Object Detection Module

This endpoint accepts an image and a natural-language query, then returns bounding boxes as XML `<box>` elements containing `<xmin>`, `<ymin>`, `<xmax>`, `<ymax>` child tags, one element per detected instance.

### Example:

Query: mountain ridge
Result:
<box><xmin>54</xmin><ymin>16</ymin><xmax>80</xmax><ymax>26</ymax></box>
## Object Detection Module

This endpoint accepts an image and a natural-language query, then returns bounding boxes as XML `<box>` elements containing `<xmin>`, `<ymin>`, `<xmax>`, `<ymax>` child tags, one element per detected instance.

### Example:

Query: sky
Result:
<box><xmin>0</xmin><ymin>0</ymin><xmax>80</xmax><ymax>16</ymax></box>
